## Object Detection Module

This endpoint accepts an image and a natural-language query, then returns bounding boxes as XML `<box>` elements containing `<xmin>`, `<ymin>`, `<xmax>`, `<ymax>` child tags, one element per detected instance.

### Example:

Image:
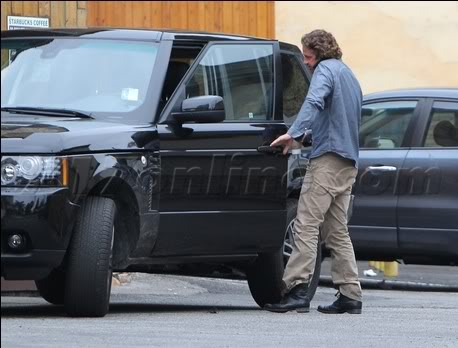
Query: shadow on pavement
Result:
<box><xmin>1</xmin><ymin>302</ymin><xmax>260</xmax><ymax>318</ymax></box>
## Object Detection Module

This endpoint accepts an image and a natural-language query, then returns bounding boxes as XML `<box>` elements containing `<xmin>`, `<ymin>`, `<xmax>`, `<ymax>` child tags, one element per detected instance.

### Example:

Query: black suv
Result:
<box><xmin>1</xmin><ymin>28</ymin><xmax>317</xmax><ymax>317</ymax></box>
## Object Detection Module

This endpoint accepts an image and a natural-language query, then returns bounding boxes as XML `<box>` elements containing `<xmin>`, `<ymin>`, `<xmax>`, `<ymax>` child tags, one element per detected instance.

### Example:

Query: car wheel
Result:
<box><xmin>64</xmin><ymin>197</ymin><xmax>116</xmax><ymax>317</ymax></box>
<box><xmin>247</xmin><ymin>199</ymin><xmax>322</xmax><ymax>307</ymax></box>
<box><xmin>35</xmin><ymin>270</ymin><xmax>66</xmax><ymax>305</ymax></box>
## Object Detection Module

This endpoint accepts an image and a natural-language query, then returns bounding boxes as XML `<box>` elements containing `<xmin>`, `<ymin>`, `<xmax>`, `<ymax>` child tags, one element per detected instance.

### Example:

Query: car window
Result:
<box><xmin>157</xmin><ymin>47</ymin><xmax>202</xmax><ymax>115</ymax></box>
<box><xmin>184</xmin><ymin>44</ymin><xmax>273</xmax><ymax>122</ymax></box>
<box><xmin>281</xmin><ymin>53</ymin><xmax>309</xmax><ymax>126</ymax></box>
<box><xmin>360</xmin><ymin>101</ymin><xmax>417</xmax><ymax>149</ymax></box>
<box><xmin>424</xmin><ymin>101</ymin><xmax>458</xmax><ymax>147</ymax></box>
<box><xmin>1</xmin><ymin>38</ymin><xmax>158</xmax><ymax>122</ymax></box>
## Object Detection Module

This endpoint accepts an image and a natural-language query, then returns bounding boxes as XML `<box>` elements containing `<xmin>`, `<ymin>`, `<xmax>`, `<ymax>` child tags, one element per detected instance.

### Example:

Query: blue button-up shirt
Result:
<box><xmin>287</xmin><ymin>59</ymin><xmax>362</xmax><ymax>167</ymax></box>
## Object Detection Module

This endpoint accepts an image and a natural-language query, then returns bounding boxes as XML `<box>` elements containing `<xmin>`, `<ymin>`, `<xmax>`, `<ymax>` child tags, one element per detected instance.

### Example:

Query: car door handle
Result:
<box><xmin>257</xmin><ymin>145</ymin><xmax>284</xmax><ymax>155</ymax></box>
<box><xmin>367</xmin><ymin>165</ymin><xmax>397</xmax><ymax>172</ymax></box>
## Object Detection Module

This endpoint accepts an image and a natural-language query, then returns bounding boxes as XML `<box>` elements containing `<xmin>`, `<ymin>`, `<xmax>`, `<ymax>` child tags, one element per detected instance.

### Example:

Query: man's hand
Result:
<box><xmin>270</xmin><ymin>133</ymin><xmax>293</xmax><ymax>155</ymax></box>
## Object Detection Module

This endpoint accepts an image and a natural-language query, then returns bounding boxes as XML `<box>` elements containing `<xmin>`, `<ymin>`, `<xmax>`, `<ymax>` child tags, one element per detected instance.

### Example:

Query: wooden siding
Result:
<box><xmin>87</xmin><ymin>1</ymin><xmax>275</xmax><ymax>38</ymax></box>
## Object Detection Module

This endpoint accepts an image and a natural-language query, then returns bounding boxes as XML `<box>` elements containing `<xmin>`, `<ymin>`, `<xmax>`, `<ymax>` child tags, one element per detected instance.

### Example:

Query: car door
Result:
<box><xmin>279</xmin><ymin>49</ymin><xmax>311</xmax><ymax>192</ymax></box>
<box><xmin>153</xmin><ymin>41</ymin><xmax>289</xmax><ymax>257</ymax></box>
<box><xmin>349</xmin><ymin>99</ymin><xmax>423</xmax><ymax>257</ymax></box>
<box><xmin>397</xmin><ymin>99</ymin><xmax>458</xmax><ymax>263</ymax></box>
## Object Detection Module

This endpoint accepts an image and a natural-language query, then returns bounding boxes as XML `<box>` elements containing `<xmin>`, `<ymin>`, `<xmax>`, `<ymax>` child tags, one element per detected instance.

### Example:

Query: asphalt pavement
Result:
<box><xmin>2</xmin><ymin>273</ymin><xmax>458</xmax><ymax>348</ymax></box>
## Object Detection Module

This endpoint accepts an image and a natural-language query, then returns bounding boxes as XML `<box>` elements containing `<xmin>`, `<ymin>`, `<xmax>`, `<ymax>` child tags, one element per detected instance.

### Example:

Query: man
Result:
<box><xmin>264</xmin><ymin>29</ymin><xmax>363</xmax><ymax>314</ymax></box>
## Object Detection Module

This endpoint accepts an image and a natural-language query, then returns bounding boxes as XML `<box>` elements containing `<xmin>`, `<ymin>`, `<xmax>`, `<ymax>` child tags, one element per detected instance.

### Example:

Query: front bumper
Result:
<box><xmin>1</xmin><ymin>187</ymin><xmax>79</xmax><ymax>280</ymax></box>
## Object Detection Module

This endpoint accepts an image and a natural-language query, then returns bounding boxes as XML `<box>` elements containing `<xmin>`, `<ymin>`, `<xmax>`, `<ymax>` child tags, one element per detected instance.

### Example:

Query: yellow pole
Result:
<box><xmin>384</xmin><ymin>261</ymin><xmax>399</xmax><ymax>277</ymax></box>
<box><xmin>374</xmin><ymin>261</ymin><xmax>381</xmax><ymax>271</ymax></box>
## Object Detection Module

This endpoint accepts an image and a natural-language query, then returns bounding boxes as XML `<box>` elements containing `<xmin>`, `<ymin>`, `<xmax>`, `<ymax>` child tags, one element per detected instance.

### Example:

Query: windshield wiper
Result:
<box><xmin>1</xmin><ymin>107</ymin><xmax>94</xmax><ymax>119</ymax></box>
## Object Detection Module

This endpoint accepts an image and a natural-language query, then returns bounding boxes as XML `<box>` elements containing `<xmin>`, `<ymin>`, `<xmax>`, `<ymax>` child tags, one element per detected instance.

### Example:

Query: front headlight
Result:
<box><xmin>1</xmin><ymin>156</ymin><xmax>68</xmax><ymax>187</ymax></box>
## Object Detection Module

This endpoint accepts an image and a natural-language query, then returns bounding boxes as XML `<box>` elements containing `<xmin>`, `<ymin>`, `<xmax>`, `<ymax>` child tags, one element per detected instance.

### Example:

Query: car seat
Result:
<box><xmin>160</xmin><ymin>61</ymin><xmax>190</xmax><ymax>108</ymax></box>
<box><xmin>433</xmin><ymin>120</ymin><xmax>458</xmax><ymax>147</ymax></box>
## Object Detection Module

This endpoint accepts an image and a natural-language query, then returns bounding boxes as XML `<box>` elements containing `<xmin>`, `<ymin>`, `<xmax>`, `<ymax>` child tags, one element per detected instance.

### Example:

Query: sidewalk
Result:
<box><xmin>2</xmin><ymin>261</ymin><xmax>457</xmax><ymax>295</ymax></box>
<box><xmin>320</xmin><ymin>260</ymin><xmax>458</xmax><ymax>292</ymax></box>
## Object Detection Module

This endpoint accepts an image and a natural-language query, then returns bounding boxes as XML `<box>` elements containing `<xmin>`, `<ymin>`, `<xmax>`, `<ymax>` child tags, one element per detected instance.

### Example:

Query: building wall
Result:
<box><xmin>276</xmin><ymin>1</ymin><xmax>458</xmax><ymax>94</ymax></box>
<box><xmin>1</xmin><ymin>1</ymin><xmax>275</xmax><ymax>38</ymax></box>
<box><xmin>3</xmin><ymin>1</ymin><xmax>457</xmax><ymax>94</ymax></box>
<box><xmin>87</xmin><ymin>1</ymin><xmax>275</xmax><ymax>38</ymax></box>
<box><xmin>1</xmin><ymin>1</ymin><xmax>87</xmax><ymax>30</ymax></box>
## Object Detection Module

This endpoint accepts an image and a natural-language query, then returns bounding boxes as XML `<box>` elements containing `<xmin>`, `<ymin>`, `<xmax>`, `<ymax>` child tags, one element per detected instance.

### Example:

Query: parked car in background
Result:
<box><xmin>290</xmin><ymin>88</ymin><xmax>458</xmax><ymax>266</ymax></box>
<box><xmin>1</xmin><ymin>28</ymin><xmax>319</xmax><ymax>317</ymax></box>
<box><xmin>349</xmin><ymin>88</ymin><xmax>458</xmax><ymax>265</ymax></box>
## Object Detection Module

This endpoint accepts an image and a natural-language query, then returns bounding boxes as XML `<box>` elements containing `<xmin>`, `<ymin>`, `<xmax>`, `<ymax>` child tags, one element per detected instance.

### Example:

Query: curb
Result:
<box><xmin>319</xmin><ymin>275</ymin><xmax>458</xmax><ymax>292</ymax></box>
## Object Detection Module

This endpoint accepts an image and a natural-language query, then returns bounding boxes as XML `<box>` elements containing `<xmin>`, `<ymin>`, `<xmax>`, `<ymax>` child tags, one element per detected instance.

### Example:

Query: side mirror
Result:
<box><xmin>171</xmin><ymin>95</ymin><xmax>225</xmax><ymax>124</ymax></box>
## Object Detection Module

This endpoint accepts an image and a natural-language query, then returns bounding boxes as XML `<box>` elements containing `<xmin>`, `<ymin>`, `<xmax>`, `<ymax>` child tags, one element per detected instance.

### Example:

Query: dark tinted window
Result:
<box><xmin>281</xmin><ymin>53</ymin><xmax>309</xmax><ymax>126</ymax></box>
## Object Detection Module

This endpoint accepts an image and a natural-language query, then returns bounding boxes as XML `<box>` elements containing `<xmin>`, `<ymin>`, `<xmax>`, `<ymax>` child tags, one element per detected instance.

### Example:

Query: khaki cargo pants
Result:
<box><xmin>282</xmin><ymin>152</ymin><xmax>362</xmax><ymax>301</ymax></box>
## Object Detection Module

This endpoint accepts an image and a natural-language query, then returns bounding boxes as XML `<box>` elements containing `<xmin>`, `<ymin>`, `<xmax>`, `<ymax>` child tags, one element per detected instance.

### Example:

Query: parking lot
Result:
<box><xmin>2</xmin><ymin>261</ymin><xmax>457</xmax><ymax>348</ymax></box>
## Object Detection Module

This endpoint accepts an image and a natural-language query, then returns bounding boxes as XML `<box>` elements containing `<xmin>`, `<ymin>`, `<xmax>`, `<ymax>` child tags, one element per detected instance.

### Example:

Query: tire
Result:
<box><xmin>64</xmin><ymin>197</ymin><xmax>116</xmax><ymax>317</ymax></box>
<box><xmin>247</xmin><ymin>199</ymin><xmax>322</xmax><ymax>307</ymax></box>
<box><xmin>35</xmin><ymin>270</ymin><xmax>66</xmax><ymax>305</ymax></box>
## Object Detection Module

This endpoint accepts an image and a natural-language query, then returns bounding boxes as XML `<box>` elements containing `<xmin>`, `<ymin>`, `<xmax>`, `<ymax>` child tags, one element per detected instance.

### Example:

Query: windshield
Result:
<box><xmin>1</xmin><ymin>38</ymin><xmax>159</xmax><ymax>122</ymax></box>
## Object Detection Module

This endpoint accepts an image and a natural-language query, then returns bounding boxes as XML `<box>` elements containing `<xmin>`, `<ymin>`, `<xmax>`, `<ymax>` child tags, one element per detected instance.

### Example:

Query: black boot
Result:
<box><xmin>317</xmin><ymin>292</ymin><xmax>362</xmax><ymax>314</ymax></box>
<box><xmin>264</xmin><ymin>283</ymin><xmax>310</xmax><ymax>313</ymax></box>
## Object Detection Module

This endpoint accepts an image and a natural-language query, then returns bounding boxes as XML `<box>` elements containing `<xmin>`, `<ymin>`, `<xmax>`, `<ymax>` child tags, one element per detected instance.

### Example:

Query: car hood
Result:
<box><xmin>1</xmin><ymin>114</ymin><xmax>158</xmax><ymax>154</ymax></box>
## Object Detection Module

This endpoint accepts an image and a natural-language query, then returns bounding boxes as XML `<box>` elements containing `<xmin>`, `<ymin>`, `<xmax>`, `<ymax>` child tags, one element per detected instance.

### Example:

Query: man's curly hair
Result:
<box><xmin>301</xmin><ymin>30</ymin><xmax>342</xmax><ymax>61</ymax></box>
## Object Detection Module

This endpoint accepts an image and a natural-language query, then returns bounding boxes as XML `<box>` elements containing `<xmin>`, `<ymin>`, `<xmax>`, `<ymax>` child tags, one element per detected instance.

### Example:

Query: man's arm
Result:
<box><xmin>287</xmin><ymin>64</ymin><xmax>334</xmax><ymax>139</ymax></box>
